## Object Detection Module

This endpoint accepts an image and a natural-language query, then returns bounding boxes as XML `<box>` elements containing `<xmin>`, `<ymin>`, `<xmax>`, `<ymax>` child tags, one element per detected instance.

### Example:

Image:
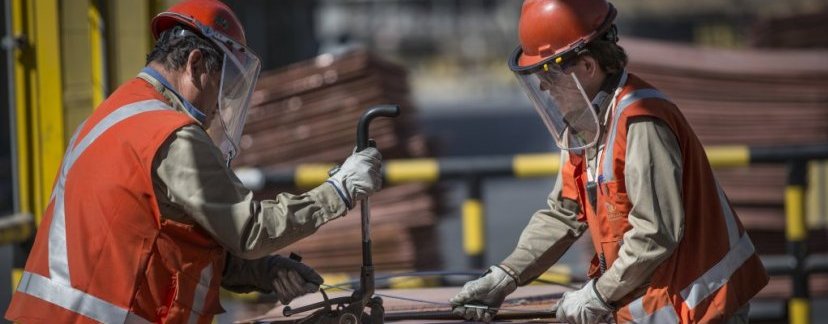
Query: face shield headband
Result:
<box><xmin>165</xmin><ymin>13</ymin><xmax>262</xmax><ymax>164</ymax></box>
<box><xmin>509</xmin><ymin>46</ymin><xmax>600</xmax><ymax>151</ymax></box>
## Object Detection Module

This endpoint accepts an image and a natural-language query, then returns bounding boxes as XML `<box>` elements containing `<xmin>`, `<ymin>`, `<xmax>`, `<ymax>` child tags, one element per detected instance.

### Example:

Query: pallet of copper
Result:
<box><xmin>278</xmin><ymin>226</ymin><xmax>419</xmax><ymax>273</ymax></box>
<box><xmin>629</xmin><ymin>73</ymin><xmax>828</xmax><ymax>102</ymax></box>
<box><xmin>245</xmin><ymin>77</ymin><xmax>411</xmax><ymax>130</ymax></box>
<box><xmin>253</xmin><ymin>184</ymin><xmax>438</xmax><ymax>257</ymax></box>
<box><xmin>622</xmin><ymin>38</ymin><xmax>828</xmax><ymax>255</ymax></box>
<box><xmin>241</xmin><ymin>105</ymin><xmax>414</xmax><ymax>160</ymax></box>
<box><xmin>756</xmin><ymin>273</ymin><xmax>828</xmax><ymax>299</ymax></box>
<box><xmin>253</xmin><ymin>69</ymin><xmax>409</xmax><ymax>108</ymax></box>
<box><xmin>240</xmin><ymin>96</ymin><xmax>419</xmax><ymax>165</ymax></box>
<box><xmin>624</xmin><ymin>38</ymin><xmax>828</xmax><ymax>76</ymax></box>
<box><xmin>254</xmin><ymin>50</ymin><xmax>407</xmax><ymax>99</ymax></box>
<box><xmin>247</xmin><ymin>81</ymin><xmax>410</xmax><ymax>134</ymax></box>
<box><xmin>269</xmin><ymin>185</ymin><xmax>439</xmax><ymax>273</ymax></box>
<box><xmin>246</xmin><ymin>89</ymin><xmax>413</xmax><ymax>139</ymax></box>
<box><xmin>750</xmin><ymin>10</ymin><xmax>828</xmax><ymax>48</ymax></box>
<box><xmin>745</xmin><ymin>229</ymin><xmax>828</xmax><ymax>255</ymax></box>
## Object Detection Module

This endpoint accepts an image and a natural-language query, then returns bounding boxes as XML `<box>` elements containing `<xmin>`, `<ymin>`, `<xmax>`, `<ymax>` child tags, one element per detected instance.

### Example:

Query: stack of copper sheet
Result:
<box><xmin>623</xmin><ymin>38</ymin><xmax>828</xmax><ymax>255</ymax></box>
<box><xmin>238</xmin><ymin>49</ymin><xmax>427</xmax><ymax>166</ymax></box>
<box><xmin>237</xmin><ymin>49</ymin><xmax>439</xmax><ymax>273</ymax></box>
<box><xmin>749</xmin><ymin>9</ymin><xmax>828</xmax><ymax>49</ymax></box>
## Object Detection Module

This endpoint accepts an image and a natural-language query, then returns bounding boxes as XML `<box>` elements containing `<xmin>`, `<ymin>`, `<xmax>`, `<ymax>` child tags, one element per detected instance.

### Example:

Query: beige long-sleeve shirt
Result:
<box><xmin>138</xmin><ymin>72</ymin><xmax>348</xmax><ymax>290</ymax></box>
<box><xmin>151</xmin><ymin>125</ymin><xmax>347</xmax><ymax>259</ymax></box>
<box><xmin>501</xmin><ymin>114</ymin><xmax>685</xmax><ymax>304</ymax></box>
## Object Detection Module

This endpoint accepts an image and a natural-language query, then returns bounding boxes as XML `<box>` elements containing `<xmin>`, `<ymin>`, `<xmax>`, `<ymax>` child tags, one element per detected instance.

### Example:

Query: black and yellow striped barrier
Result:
<box><xmin>260</xmin><ymin>144</ymin><xmax>828</xmax><ymax>188</ymax></box>
<box><xmin>463</xmin><ymin>178</ymin><xmax>485</xmax><ymax>269</ymax></box>
<box><xmin>240</xmin><ymin>143</ymin><xmax>828</xmax><ymax>321</ymax></box>
<box><xmin>786</xmin><ymin>161</ymin><xmax>810</xmax><ymax>324</ymax></box>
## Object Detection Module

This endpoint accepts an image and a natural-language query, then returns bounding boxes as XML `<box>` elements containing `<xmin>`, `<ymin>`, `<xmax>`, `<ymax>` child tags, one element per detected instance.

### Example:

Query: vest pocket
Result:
<box><xmin>601</xmin><ymin>180</ymin><xmax>633</xmax><ymax>238</ymax></box>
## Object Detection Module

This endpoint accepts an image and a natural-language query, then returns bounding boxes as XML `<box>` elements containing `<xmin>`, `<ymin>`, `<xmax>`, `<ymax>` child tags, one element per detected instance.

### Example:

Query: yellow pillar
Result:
<box><xmin>13</xmin><ymin>0</ymin><xmax>65</xmax><ymax>226</ymax></box>
<box><xmin>88</xmin><ymin>0</ymin><xmax>106</xmax><ymax>107</ymax></box>
<box><xmin>59</xmin><ymin>0</ymin><xmax>95</xmax><ymax>141</ymax></box>
<box><xmin>10</xmin><ymin>0</ymin><xmax>65</xmax><ymax>295</ymax></box>
<box><xmin>105</xmin><ymin>0</ymin><xmax>152</xmax><ymax>88</ymax></box>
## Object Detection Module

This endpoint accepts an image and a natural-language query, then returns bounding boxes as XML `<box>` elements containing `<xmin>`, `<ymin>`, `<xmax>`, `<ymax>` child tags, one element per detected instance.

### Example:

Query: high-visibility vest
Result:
<box><xmin>6</xmin><ymin>77</ymin><xmax>226</xmax><ymax>323</ymax></box>
<box><xmin>561</xmin><ymin>74</ymin><xmax>768</xmax><ymax>323</ymax></box>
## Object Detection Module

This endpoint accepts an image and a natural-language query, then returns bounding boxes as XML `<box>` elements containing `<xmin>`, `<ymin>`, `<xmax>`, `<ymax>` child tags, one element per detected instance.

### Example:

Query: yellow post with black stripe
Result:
<box><xmin>786</xmin><ymin>160</ymin><xmax>810</xmax><ymax>324</ymax></box>
<box><xmin>463</xmin><ymin>178</ymin><xmax>485</xmax><ymax>269</ymax></box>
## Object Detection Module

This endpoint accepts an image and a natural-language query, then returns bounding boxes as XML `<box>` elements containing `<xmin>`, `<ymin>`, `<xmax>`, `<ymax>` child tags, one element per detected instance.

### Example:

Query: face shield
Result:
<box><xmin>167</xmin><ymin>12</ymin><xmax>262</xmax><ymax>163</ymax></box>
<box><xmin>509</xmin><ymin>48</ymin><xmax>600</xmax><ymax>151</ymax></box>
<box><xmin>205</xmin><ymin>38</ymin><xmax>261</xmax><ymax>162</ymax></box>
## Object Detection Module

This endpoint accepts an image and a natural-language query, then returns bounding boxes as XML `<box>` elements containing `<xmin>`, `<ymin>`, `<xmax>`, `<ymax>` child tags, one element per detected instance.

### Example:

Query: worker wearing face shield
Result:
<box><xmin>6</xmin><ymin>1</ymin><xmax>381</xmax><ymax>323</ymax></box>
<box><xmin>449</xmin><ymin>0</ymin><xmax>768</xmax><ymax>323</ymax></box>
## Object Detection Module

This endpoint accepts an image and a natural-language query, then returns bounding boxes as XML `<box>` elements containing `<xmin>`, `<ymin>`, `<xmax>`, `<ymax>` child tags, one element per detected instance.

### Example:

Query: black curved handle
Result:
<box><xmin>357</xmin><ymin>105</ymin><xmax>400</xmax><ymax>151</ymax></box>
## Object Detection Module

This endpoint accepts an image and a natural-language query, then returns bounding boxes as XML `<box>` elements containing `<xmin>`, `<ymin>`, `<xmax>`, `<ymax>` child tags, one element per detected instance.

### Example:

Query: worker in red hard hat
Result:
<box><xmin>6</xmin><ymin>1</ymin><xmax>381</xmax><ymax>322</ymax></box>
<box><xmin>450</xmin><ymin>0</ymin><xmax>768</xmax><ymax>323</ymax></box>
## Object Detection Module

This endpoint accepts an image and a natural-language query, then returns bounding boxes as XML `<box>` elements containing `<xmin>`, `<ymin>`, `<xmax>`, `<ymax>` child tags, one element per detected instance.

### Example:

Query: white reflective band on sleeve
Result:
<box><xmin>47</xmin><ymin>99</ymin><xmax>168</xmax><ymax>285</ymax></box>
<box><xmin>602</xmin><ymin>89</ymin><xmax>671</xmax><ymax>181</ymax></box>
<box><xmin>680</xmin><ymin>234</ymin><xmax>755</xmax><ymax>309</ymax></box>
<box><xmin>17</xmin><ymin>271</ymin><xmax>151</xmax><ymax>324</ymax></box>
<box><xmin>715</xmin><ymin>180</ymin><xmax>741</xmax><ymax>248</ymax></box>
<box><xmin>189</xmin><ymin>263</ymin><xmax>214</xmax><ymax>323</ymax></box>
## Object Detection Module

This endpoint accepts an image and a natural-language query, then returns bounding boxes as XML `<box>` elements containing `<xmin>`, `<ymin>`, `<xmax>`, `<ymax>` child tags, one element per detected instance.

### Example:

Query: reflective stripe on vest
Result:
<box><xmin>674</xmin><ymin>180</ymin><xmax>755</xmax><ymax>309</ymax></box>
<box><xmin>628</xmin><ymin>296</ymin><xmax>679</xmax><ymax>323</ymax></box>
<box><xmin>716</xmin><ymin>180</ymin><xmax>741</xmax><ymax>249</ymax></box>
<box><xmin>18</xmin><ymin>99</ymin><xmax>168</xmax><ymax>323</ymax></box>
<box><xmin>602</xmin><ymin>89</ymin><xmax>671</xmax><ymax>181</ymax></box>
<box><xmin>680</xmin><ymin>234</ymin><xmax>756</xmax><ymax>309</ymax></box>
<box><xmin>16</xmin><ymin>271</ymin><xmax>151</xmax><ymax>324</ymax></box>
<box><xmin>189</xmin><ymin>263</ymin><xmax>215</xmax><ymax>324</ymax></box>
<box><xmin>47</xmin><ymin>119</ymin><xmax>86</xmax><ymax>286</ymax></box>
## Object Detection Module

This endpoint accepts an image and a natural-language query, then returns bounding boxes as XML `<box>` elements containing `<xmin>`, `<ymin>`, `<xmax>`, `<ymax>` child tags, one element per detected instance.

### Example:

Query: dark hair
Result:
<box><xmin>146</xmin><ymin>26</ymin><xmax>223</xmax><ymax>73</ymax></box>
<box><xmin>584</xmin><ymin>27</ymin><xmax>628</xmax><ymax>74</ymax></box>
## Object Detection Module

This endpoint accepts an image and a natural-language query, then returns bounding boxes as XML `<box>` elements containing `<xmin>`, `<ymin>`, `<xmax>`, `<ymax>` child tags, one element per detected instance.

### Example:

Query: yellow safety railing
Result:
<box><xmin>256</xmin><ymin>143</ymin><xmax>828</xmax><ymax>323</ymax></box>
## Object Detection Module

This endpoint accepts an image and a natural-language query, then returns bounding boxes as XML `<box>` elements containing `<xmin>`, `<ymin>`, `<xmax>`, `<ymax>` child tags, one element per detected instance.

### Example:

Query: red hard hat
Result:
<box><xmin>515</xmin><ymin>0</ymin><xmax>616</xmax><ymax>68</ymax></box>
<box><xmin>151</xmin><ymin>0</ymin><xmax>246</xmax><ymax>46</ymax></box>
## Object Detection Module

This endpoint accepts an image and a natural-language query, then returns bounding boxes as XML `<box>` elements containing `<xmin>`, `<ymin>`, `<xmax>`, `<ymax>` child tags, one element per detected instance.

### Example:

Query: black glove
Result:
<box><xmin>222</xmin><ymin>254</ymin><xmax>323</xmax><ymax>305</ymax></box>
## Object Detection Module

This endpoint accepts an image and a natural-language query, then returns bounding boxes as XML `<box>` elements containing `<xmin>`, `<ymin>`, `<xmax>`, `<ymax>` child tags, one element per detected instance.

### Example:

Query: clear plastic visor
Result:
<box><xmin>514</xmin><ymin>64</ymin><xmax>600</xmax><ymax>150</ymax></box>
<box><xmin>206</xmin><ymin>42</ymin><xmax>261</xmax><ymax>163</ymax></box>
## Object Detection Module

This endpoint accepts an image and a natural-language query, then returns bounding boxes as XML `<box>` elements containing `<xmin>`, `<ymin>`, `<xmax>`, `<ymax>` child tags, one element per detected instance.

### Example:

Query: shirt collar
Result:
<box><xmin>139</xmin><ymin>66</ymin><xmax>208</xmax><ymax>125</ymax></box>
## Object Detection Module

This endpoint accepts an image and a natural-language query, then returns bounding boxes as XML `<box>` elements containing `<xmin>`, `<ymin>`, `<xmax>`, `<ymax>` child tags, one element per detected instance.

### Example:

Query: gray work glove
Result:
<box><xmin>449</xmin><ymin>265</ymin><xmax>518</xmax><ymax>322</ymax></box>
<box><xmin>554</xmin><ymin>279</ymin><xmax>613</xmax><ymax>324</ymax></box>
<box><xmin>327</xmin><ymin>147</ymin><xmax>382</xmax><ymax>209</ymax></box>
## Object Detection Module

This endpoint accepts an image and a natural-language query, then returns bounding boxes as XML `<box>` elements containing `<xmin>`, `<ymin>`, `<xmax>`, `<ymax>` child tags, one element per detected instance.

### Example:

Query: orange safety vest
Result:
<box><xmin>561</xmin><ymin>73</ymin><xmax>768</xmax><ymax>323</ymax></box>
<box><xmin>6</xmin><ymin>78</ymin><xmax>226</xmax><ymax>323</ymax></box>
